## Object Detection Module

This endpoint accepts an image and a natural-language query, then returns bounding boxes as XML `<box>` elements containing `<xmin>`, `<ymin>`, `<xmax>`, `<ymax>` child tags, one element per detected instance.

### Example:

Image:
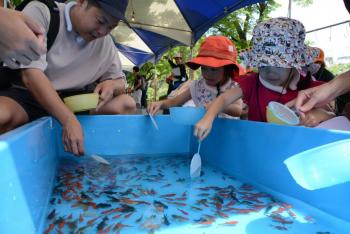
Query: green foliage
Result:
<box><xmin>210</xmin><ymin>0</ymin><xmax>279</xmax><ymax>51</ymax></box>
<box><xmin>328</xmin><ymin>63</ymin><xmax>350</xmax><ymax>76</ymax></box>
<box><xmin>293</xmin><ymin>0</ymin><xmax>313</xmax><ymax>7</ymax></box>
<box><xmin>8</xmin><ymin>0</ymin><xmax>22</xmax><ymax>7</ymax></box>
<box><xmin>127</xmin><ymin>41</ymin><xmax>205</xmax><ymax>101</ymax></box>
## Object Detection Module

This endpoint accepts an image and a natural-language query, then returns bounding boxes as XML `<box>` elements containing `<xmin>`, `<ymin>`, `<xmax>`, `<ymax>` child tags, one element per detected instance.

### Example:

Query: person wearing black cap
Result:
<box><xmin>0</xmin><ymin>0</ymin><xmax>136</xmax><ymax>156</ymax></box>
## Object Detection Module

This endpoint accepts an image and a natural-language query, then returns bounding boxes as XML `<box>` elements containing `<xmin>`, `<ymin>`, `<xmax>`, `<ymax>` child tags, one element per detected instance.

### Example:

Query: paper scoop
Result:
<box><xmin>149</xmin><ymin>114</ymin><xmax>159</xmax><ymax>130</ymax></box>
<box><xmin>190</xmin><ymin>141</ymin><xmax>202</xmax><ymax>178</ymax></box>
<box><xmin>90</xmin><ymin>154</ymin><xmax>110</xmax><ymax>165</ymax></box>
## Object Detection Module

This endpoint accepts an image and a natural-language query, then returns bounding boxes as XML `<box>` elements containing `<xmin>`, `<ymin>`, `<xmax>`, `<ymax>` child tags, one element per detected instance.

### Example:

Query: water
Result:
<box><xmin>43</xmin><ymin>154</ymin><xmax>337</xmax><ymax>234</ymax></box>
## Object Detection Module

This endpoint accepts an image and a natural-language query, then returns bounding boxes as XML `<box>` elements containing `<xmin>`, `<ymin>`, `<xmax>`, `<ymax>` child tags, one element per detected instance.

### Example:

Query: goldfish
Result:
<box><xmin>171</xmin><ymin>214</ymin><xmax>189</xmax><ymax>222</ymax></box>
<box><xmin>44</xmin><ymin>223</ymin><xmax>55</xmax><ymax>234</ymax></box>
<box><xmin>177</xmin><ymin>208</ymin><xmax>189</xmax><ymax>215</ymax></box>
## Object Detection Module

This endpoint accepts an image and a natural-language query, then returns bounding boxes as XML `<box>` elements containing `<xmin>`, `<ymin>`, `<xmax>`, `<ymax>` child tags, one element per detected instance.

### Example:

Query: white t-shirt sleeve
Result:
<box><xmin>20</xmin><ymin>1</ymin><xmax>50</xmax><ymax>71</ymax></box>
<box><xmin>100</xmin><ymin>43</ymin><xmax>126</xmax><ymax>86</ymax></box>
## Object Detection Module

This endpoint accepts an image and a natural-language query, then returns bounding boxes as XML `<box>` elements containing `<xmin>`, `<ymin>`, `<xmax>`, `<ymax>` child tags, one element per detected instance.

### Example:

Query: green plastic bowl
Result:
<box><xmin>63</xmin><ymin>93</ymin><xmax>99</xmax><ymax>113</ymax></box>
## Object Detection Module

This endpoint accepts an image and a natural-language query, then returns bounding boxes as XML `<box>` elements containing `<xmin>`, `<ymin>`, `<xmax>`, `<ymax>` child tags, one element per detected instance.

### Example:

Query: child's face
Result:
<box><xmin>74</xmin><ymin>1</ymin><xmax>120</xmax><ymax>42</ymax></box>
<box><xmin>201</xmin><ymin>65</ymin><xmax>225</xmax><ymax>86</ymax></box>
<box><xmin>259</xmin><ymin>66</ymin><xmax>293</xmax><ymax>87</ymax></box>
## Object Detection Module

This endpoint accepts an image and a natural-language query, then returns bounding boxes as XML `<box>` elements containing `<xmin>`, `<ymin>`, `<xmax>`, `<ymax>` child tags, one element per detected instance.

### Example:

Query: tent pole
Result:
<box><xmin>189</xmin><ymin>45</ymin><xmax>194</xmax><ymax>80</ymax></box>
<box><xmin>288</xmin><ymin>0</ymin><xmax>291</xmax><ymax>18</ymax></box>
<box><xmin>153</xmin><ymin>59</ymin><xmax>157</xmax><ymax>101</ymax></box>
<box><xmin>189</xmin><ymin>33</ymin><xmax>194</xmax><ymax>80</ymax></box>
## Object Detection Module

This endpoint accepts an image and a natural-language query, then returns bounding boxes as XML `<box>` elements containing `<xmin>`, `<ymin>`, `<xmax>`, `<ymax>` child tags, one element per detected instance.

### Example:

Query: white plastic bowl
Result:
<box><xmin>284</xmin><ymin>139</ymin><xmax>350</xmax><ymax>190</ymax></box>
<box><xmin>266</xmin><ymin>101</ymin><xmax>300</xmax><ymax>125</ymax></box>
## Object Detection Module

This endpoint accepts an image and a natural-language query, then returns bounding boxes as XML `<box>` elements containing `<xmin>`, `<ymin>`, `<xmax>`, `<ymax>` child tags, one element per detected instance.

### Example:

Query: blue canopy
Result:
<box><xmin>111</xmin><ymin>0</ymin><xmax>265</xmax><ymax>70</ymax></box>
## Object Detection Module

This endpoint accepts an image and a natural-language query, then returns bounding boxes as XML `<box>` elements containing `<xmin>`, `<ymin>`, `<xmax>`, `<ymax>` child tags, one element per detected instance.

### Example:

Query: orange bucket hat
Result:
<box><xmin>186</xmin><ymin>36</ymin><xmax>239</xmax><ymax>71</ymax></box>
<box><xmin>313</xmin><ymin>47</ymin><xmax>325</xmax><ymax>65</ymax></box>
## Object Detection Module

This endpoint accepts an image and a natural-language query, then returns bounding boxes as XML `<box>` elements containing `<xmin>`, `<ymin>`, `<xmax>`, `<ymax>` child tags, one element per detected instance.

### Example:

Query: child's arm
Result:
<box><xmin>147</xmin><ymin>88</ymin><xmax>191</xmax><ymax>115</ymax></box>
<box><xmin>299</xmin><ymin>108</ymin><xmax>336</xmax><ymax>127</ymax></box>
<box><xmin>222</xmin><ymin>98</ymin><xmax>243</xmax><ymax>117</ymax></box>
<box><xmin>194</xmin><ymin>87</ymin><xmax>243</xmax><ymax>141</ymax></box>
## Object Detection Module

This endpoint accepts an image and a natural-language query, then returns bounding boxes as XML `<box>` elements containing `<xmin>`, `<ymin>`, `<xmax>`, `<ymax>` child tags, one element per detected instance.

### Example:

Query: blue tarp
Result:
<box><xmin>115</xmin><ymin>0</ymin><xmax>265</xmax><ymax>67</ymax></box>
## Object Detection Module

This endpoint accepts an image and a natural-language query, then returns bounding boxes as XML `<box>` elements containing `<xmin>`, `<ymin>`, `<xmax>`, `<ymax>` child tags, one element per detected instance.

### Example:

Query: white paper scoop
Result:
<box><xmin>190</xmin><ymin>141</ymin><xmax>202</xmax><ymax>178</ymax></box>
<box><xmin>90</xmin><ymin>154</ymin><xmax>110</xmax><ymax>165</ymax></box>
<box><xmin>149</xmin><ymin>114</ymin><xmax>159</xmax><ymax>130</ymax></box>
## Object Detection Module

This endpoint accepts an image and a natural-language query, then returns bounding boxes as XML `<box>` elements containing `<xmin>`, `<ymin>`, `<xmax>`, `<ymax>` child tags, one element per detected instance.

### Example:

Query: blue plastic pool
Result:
<box><xmin>1</xmin><ymin>115</ymin><xmax>350</xmax><ymax>233</ymax></box>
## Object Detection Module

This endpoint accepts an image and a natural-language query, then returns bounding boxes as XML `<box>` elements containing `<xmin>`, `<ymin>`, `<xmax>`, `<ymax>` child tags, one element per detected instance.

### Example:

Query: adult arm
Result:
<box><xmin>22</xmin><ymin>69</ymin><xmax>84</xmax><ymax>156</ymax></box>
<box><xmin>295</xmin><ymin>69</ymin><xmax>350</xmax><ymax>112</ymax></box>
<box><xmin>0</xmin><ymin>8</ymin><xmax>46</xmax><ymax>68</ymax></box>
<box><xmin>167</xmin><ymin>59</ymin><xmax>176</xmax><ymax>68</ymax></box>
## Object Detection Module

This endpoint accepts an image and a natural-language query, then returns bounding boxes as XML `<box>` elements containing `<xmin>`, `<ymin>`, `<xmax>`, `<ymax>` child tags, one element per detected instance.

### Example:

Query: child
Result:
<box><xmin>166</xmin><ymin>53</ymin><xmax>188</xmax><ymax>95</ymax></box>
<box><xmin>148</xmin><ymin>36</ymin><xmax>243</xmax><ymax>118</ymax></box>
<box><xmin>0</xmin><ymin>0</ymin><xmax>136</xmax><ymax>156</ymax></box>
<box><xmin>131</xmin><ymin>66</ymin><xmax>145</xmax><ymax>109</ymax></box>
<box><xmin>194</xmin><ymin>17</ymin><xmax>335</xmax><ymax>141</ymax></box>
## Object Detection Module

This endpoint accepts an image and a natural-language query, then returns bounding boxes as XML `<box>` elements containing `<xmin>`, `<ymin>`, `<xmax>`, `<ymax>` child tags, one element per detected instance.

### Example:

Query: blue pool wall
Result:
<box><xmin>0</xmin><ymin>118</ymin><xmax>57</xmax><ymax>234</ymax></box>
<box><xmin>57</xmin><ymin>115</ymin><xmax>192</xmax><ymax>156</ymax></box>
<box><xmin>1</xmin><ymin>115</ymin><xmax>350</xmax><ymax>233</ymax></box>
<box><xmin>198</xmin><ymin>118</ymin><xmax>350</xmax><ymax>225</ymax></box>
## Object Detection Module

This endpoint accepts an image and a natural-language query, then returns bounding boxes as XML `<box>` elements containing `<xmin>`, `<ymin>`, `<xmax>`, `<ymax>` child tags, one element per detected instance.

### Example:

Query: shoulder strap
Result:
<box><xmin>16</xmin><ymin>0</ymin><xmax>60</xmax><ymax>51</ymax></box>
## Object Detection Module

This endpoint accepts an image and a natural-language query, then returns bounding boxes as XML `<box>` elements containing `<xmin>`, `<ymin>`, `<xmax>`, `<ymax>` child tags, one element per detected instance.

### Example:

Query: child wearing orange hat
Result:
<box><xmin>306</xmin><ymin>47</ymin><xmax>334</xmax><ymax>83</ymax></box>
<box><xmin>147</xmin><ymin>36</ymin><xmax>243</xmax><ymax>118</ymax></box>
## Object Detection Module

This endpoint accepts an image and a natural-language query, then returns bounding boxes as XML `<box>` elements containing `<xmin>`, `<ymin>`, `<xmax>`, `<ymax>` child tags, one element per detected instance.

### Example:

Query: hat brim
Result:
<box><xmin>186</xmin><ymin>57</ymin><xmax>239</xmax><ymax>71</ymax></box>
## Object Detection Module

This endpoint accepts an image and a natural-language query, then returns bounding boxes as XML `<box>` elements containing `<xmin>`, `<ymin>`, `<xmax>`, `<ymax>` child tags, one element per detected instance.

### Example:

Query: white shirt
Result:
<box><xmin>21</xmin><ymin>1</ymin><xmax>125</xmax><ymax>91</ymax></box>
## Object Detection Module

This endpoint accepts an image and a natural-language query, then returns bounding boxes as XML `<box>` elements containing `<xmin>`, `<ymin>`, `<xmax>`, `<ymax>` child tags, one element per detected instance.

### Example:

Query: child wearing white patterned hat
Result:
<box><xmin>194</xmin><ymin>17</ymin><xmax>335</xmax><ymax>141</ymax></box>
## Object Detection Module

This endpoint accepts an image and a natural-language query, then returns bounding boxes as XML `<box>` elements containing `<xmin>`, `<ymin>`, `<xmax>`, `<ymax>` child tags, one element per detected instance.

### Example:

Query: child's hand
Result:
<box><xmin>194</xmin><ymin>117</ymin><xmax>213</xmax><ymax>141</ymax></box>
<box><xmin>147</xmin><ymin>101</ymin><xmax>163</xmax><ymax>116</ymax></box>
<box><xmin>299</xmin><ymin>108</ymin><xmax>335</xmax><ymax>127</ymax></box>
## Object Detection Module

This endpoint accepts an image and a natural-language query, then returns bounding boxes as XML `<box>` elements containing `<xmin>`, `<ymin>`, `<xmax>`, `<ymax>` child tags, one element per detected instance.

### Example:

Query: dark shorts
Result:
<box><xmin>0</xmin><ymin>87</ymin><xmax>90</xmax><ymax>121</ymax></box>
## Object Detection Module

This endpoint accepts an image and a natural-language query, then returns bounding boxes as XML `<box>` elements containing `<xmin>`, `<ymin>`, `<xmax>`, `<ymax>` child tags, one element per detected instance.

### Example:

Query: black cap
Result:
<box><xmin>96</xmin><ymin>0</ymin><xmax>128</xmax><ymax>21</ymax></box>
<box><xmin>344</xmin><ymin>0</ymin><xmax>350</xmax><ymax>14</ymax></box>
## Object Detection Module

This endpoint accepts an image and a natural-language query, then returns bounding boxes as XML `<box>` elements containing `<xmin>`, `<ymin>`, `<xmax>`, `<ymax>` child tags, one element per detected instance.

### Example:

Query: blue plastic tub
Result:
<box><xmin>1</xmin><ymin>115</ymin><xmax>350</xmax><ymax>233</ymax></box>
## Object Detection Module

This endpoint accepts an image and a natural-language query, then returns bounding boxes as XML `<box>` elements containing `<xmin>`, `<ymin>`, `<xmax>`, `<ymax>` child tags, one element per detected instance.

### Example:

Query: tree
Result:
<box><xmin>210</xmin><ymin>0</ymin><xmax>314</xmax><ymax>51</ymax></box>
<box><xmin>293</xmin><ymin>0</ymin><xmax>313</xmax><ymax>6</ymax></box>
<box><xmin>210</xmin><ymin>0</ymin><xmax>279</xmax><ymax>51</ymax></box>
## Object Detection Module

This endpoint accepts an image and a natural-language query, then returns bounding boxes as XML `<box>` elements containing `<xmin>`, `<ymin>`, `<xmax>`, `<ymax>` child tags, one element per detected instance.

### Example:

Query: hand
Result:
<box><xmin>295</xmin><ymin>83</ymin><xmax>336</xmax><ymax>113</ymax></box>
<box><xmin>94</xmin><ymin>80</ymin><xmax>118</xmax><ymax>111</ymax></box>
<box><xmin>126</xmin><ymin>87</ymin><xmax>133</xmax><ymax>94</ymax></box>
<box><xmin>299</xmin><ymin>108</ymin><xmax>334</xmax><ymax>127</ymax></box>
<box><xmin>0</xmin><ymin>8</ymin><xmax>46</xmax><ymax>68</ymax></box>
<box><xmin>194</xmin><ymin>116</ymin><xmax>213</xmax><ymax>141</ymax></box>
<box><xmin>62</xmin><ymin>115</ymin><xmax>84</xmax><ymax>156</ymax></box>
<box><xmin>113</xmin><ymin>78</ymin><xmax>126</xmax><ymax>96</ymax></box>
<box><xmin>147</xmin><ymin>101</ymin><xmax>163</xmax><ymax>116</ymax></box>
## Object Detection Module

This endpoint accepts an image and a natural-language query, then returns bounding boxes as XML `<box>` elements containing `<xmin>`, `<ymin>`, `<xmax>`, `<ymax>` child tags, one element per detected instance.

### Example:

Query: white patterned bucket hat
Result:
<box><xmin>239</xmin><ymin>17</ymin><xmax>319</xmax><ymax>70</ymax></box>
